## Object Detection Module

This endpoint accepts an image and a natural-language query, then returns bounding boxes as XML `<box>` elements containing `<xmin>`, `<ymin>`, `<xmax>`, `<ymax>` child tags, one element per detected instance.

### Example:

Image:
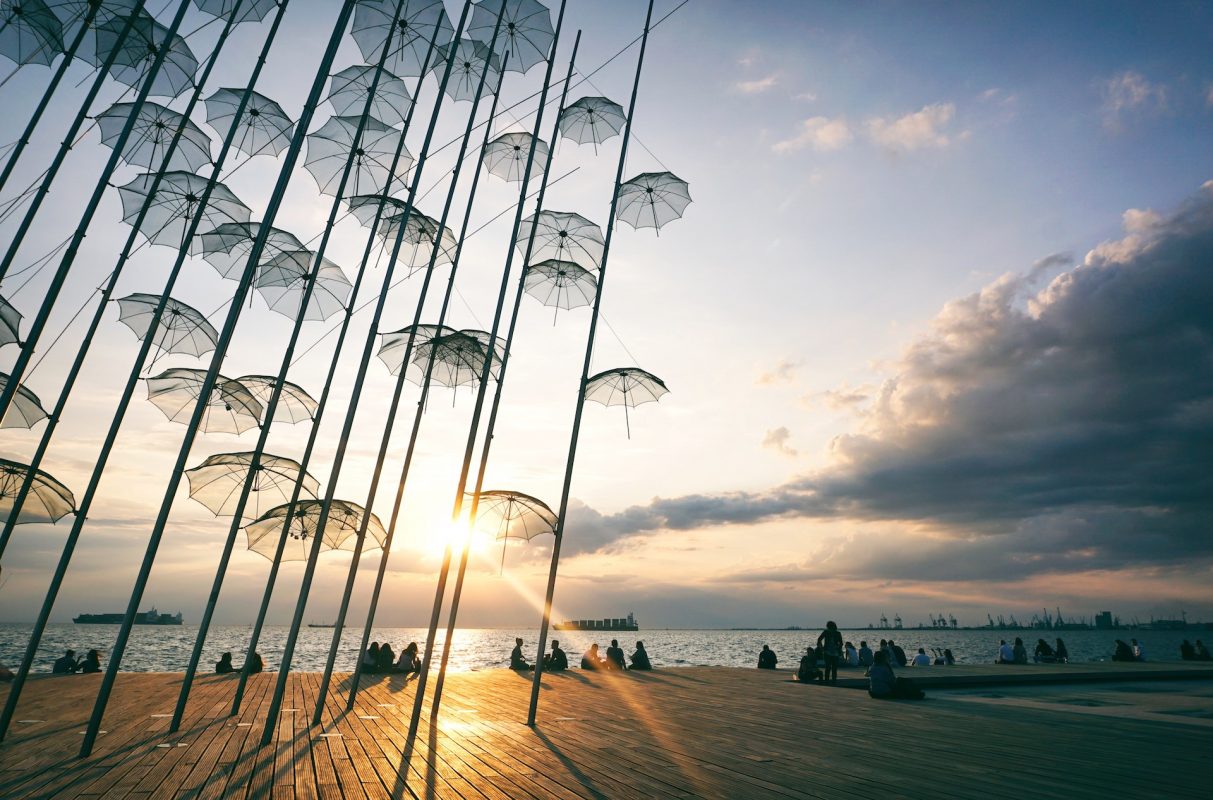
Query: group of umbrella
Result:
<box><xmin>0</xmin><ymin>0</ymin><xmax>687</xmax><ymax>756</ymax></box>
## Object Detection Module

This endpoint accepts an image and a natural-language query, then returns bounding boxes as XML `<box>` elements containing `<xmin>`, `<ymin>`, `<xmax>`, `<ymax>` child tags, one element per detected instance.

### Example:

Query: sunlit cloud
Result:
<box><xmin>772</xmin><ymin>115</ymin><xmax>853</xmax><ymax>153</ymax></box>
<box><xmin>754</xmin><ymin>358</ymin><xmax>800</xmax><ymax>385</ymax></box>
<box><xmin>1100</xmin><ymin>70</ymin><xmax>1168</xmax><ymax>130</ymax></box>
<box><xmin>761</xmin><ymin>426</ymin><xmax>798</xmax><ymax>457</ymax></box>
<box><xmin>734</xmin><ymin>72</ymin><xmax>780</xmax><ymax>94</ymax></box>
<box><xmin>866</xmin><ymin>102</ymin><xmax>956</xmax><ymax>151</ymax></box>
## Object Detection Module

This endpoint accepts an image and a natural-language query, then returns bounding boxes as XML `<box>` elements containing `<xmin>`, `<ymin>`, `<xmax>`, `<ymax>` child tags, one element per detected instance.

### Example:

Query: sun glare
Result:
<box><xmin>420</xmin><ymin>515</ymin><xmax>491</xmax><ymax>558</ymax></box>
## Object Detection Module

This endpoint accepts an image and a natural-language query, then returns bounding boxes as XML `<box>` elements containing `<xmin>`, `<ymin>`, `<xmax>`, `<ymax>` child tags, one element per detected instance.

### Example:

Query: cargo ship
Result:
<box><xmin>73</xmin><ymin>607</ymin><xmax>183</xmax><ymax>625</ymax></box>
<box><xmin>554</xmin><ymin>612</ymin><xmax>638</xmax><ymax>632</ymax></box>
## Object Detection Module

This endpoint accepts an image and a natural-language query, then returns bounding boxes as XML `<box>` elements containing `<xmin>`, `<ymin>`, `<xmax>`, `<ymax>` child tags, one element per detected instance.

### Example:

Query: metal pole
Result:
<box><xmin>77</xmin><ymin>0</ymin><xmax>358</xmax><ymax>758</ymax></box>
<box><xmin>0</xmin><ymin>1</ymin><xmax>102</xmax><ymax>193</ymax></box>
<box><xmin>257</xmin><ymin>0</ymin><xmax>472</xmax><ymax>749</ymax></box>
<box><xmin>405</xmin><ymin>0</ymin><xmax>567</xmax><ymax>746</ymax></box>
<box><xmin>226</xmin><ymin>21</ymin><xmax>447</xmax><ymax>720</ymax></box>
<box><xmin>313</xmin><ymin>12</ymin><xmax>508</xmax><ymax>725</ymax></box>
<box><xmin>527</xmin><ymin>0</ymin><xmax>655</xmax><ymax>728</ymax></box>
<box><xmin>430</xmin><ymin>27</ymin><xmax>581</xmax><ymax>718</ymax></box>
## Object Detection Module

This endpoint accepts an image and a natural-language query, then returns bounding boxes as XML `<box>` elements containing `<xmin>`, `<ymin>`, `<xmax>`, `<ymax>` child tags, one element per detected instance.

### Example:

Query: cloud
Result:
<box><xmin>762</xmin><ymin>427</ymin><xmax>798</xmax><ymax>457</ymax></box>
<box><xmin>794</xmin><ymin>91</ymin><xmax>818</xmax><ymax>102</ymax></box>
<box><xmin>1100</xmin><ymin>70</ymin><xmax>1167</xmax><ymax>130</ymax></box>
<box><xmin>570</xmin><ymin>183</ymin><xmax>1213</xmax><ymax>582</ymax></box>
<box><xmin>755</xmin><ymin>358</ymin><xmax>800</xmax><ymax>385</ymax></box>
<box><xmin>734</xmin><ymin>72</ymin><xmax>779</xmax><ymax>94</ymax></box>
<box><xmin>772</xmin><ymin>116</ymin><xmax>853</xmax><ymax>153</ymax></box>
<box><xmin>866</xmin><ymin>103</ymin><xmax>956</xmax><ymax>151</ymax></box>
<box><xmin>816</xmin><ymin>383</ymin><xmax>872</xmax><ymax>410</ymax></box>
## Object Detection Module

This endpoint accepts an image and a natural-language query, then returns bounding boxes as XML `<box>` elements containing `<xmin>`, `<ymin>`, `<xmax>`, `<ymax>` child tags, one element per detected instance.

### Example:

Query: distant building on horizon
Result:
<box><xmin>1094</xmin><ymin>611</ymin><xmax>1114</xmax><ymax>629</ymax></box>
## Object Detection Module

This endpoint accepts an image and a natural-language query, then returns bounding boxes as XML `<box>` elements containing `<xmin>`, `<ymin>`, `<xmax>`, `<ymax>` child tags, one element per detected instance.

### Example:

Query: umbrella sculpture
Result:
<box><xmin>523</xmin><ymin>258</ymin><xmax>597</xmax><ymax>322</ymax></box>
<box><xmin>304</xmin><ymin>115</ymin><xmax>405</xmax><ymax>196</ymax></box>
<box><xmin>116</xmin><ymin>293</ymin><xmax>219</xmax><ymax>360</ymax></box>
<box><xmin>482</xmin><ymin>131</ymin><xmax>547</xmax><ymax>182</ymax></box>
<box><xmin>244</xmin><ymin>499</ymin><xmax>387</xmax><ymax>562</ymax></box>
<box><xmin>0</xmin><ymin>294</ymin><xmax>21</xmax><ymax>347</ymax></box>
<box><xmin>557</xmin><ymin>95</ymin><xmax>626</xmax><ymax>152</ymax></box>
<box><xmin>145</xmin><ymin>367</ymin><xmax>263</xmax><ymax>435</ymax></box>
<box><xmin>327</xmin><ymin>64</ymin><xmax>413</xmax><ymax>128</ymax></box>
<box><xmin>382</xmin><ymin>208</ymin><xmax>458</xmax><ymax>268</ymax></box>
<box><xmin>349</xmin><ymin>0</ymin><xmax>453</xmax><ymax>79</ymax></box>
<box><xmin>472</xmin><ymin>489</ymin><xmax>557</xmax><ymax>573</ymax></box>
<box><xmin>345</xmin><ymin>193</ymin><xmax>415</xmax><ymax>234</ymax></box>
<box><xmin>255</xmin><ymin>250</ymin><xmax>352</xmax><ymax>322</ymax></box>
<box><xmin>192</xmin><ymin>0</ymin><xmax>279</xmax><ymax>24</ymax></box>
<box><xmin>0</xmin><ymin>458</ymin><xmax>74</xmax><ymax>525</ymax></box>
<box><xmin>0</xmin><ymin>373</ymin><xmax>48</xmax><ymax>429</ymax></box>
<box><xmin>95</xmin><ymin>101</ymin><xmax>212</xmax><ymax>173</ymax></box>
<box><xmin>96</xmin><ymin>10</ymin><xmax>198</xmax><ymax>99</ymax></box>
<box><xmin>53</xmin><ymin>0</ymin><xmax>139</xmax><ymax>69</ymax></box>
<box><xmin>410</xmin><ymin>328</ymin><xmax>504</xmax><ymax>389</ymax></box>
<box><xmin>204</xmin><ymin>88</ymin><xmax>295</xmax><ymax>159</ymax></box>
<box><xmin>466</xmin><ymin>0</ymin><xmax>553</xmax><ymax>74</ymax></box>
<box><xmin>584</xmin><ymin>366</ymin><xmax>669</xmax><ymax>439</ymax></box>
<box><xmin>615</xmin><ymin>171</ymin><xmax>691</xmax><ymax>232</ymax></box>
<box><xmin>516</xmin><ymin>209</ymin><xmax>605</xmax><ymax>269</ymax></box>
<box><xmin>192</xmin><ymin>222</ymin><xmax>305</xmax><ymax>280</ymax></box>
<box><xmin>185</xmin><ymin>452</ymin><xmax>319</xmax><ymax>521</ymax></box>
<box><xmin>377</xmin><ymin>323</ymin><xmax>455</xmax><ymax>376</ymax></box>
<box><xmin>235</xmin><ymin>375</ymin><xmax>318</xmax><ymax>424</ymax></box>
<box><xmin>0</xmin><ymin>0</ymin><xmax>63</xmax><ymax>66</ymax></box>
<box><xmin>433</xmin><ymin>37</ymin><xmax>498</xmax><ymax>103</ymax></box>
<box><xmin>117</xmin><ymin>171</ymin><xmax>251</xmax><ymax>249</ymax></box>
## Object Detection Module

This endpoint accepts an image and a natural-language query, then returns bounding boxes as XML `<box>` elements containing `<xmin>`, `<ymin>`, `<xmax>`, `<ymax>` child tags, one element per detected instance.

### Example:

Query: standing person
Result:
<box><xmin>858</xmin><ymin>641</ymin><xmax>874</xmax><ymax>667</ymax></box>
<box><xmin>394</xmin><ymin>642</ymin><xmax>421</xmax><ymax>677</ymax></box>
<box><xmin>215</xmin><ymin>652</ymin><xmax>235</xmax><ymax>674</ymax></box>
<box><xmin>362</xmin><ymin>642</ymin><xmax>380</xmax><ymax>675</ymax></box>
<box><xmin>911</xmin><ymin>647</ymin><xmax>931</xmax><ymax>666</ymax></box>
<box><xmin>581</xmin><ymin>643</ymin><xmax>604</xmax><ymax>670</ymax></box>
<box><xmin>544</xmin><ymin>640</ymin><xmax>568</xmax><ymax>672</ymax></box>
<box><xmin>52</xmin><ymin>649</ymin><xmax>80</xmax><ymax>674</ymax></box>
<box><xmin>510</xmin><ymin>638</ymin><xmax>533</xmax><ymax>671</ymax></box>
<box><xmin>80</xmin><ymin>649</ymin><xmax>102</xmax><ymax>674</ymax></box>
<box><xmin>605</xmin><ymin>639</ymin><xmax>626</xmax><ymax>670</ymax></box>
<box><xmin>377</xmin><ymin>642</ymin><xmax>397</xmax><ymax>675</ymax></box>
<box><xmin>844</xmin><ymin>641</ymin><xmax>859</xmax><ymax>667</ymax></box>
<box><xmin>818</xmin><ymin>621</ymin><xmax>843</xmax><ymax>683</ymax></box>
<box><xmin>757</xmin><ymin>644</ymin><xmax>778</xmax><ymax>669</ymax></box>
<box><xmin>1054</xmin><ymin>638</ymin><xmax>1069</xmax><ymax>664</ymax></box>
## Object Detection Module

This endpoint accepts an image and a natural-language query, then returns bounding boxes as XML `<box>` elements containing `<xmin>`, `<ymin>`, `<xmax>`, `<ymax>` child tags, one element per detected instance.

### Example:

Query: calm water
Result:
<box><xmin>0</xmin><ymin>623</ymin><xmax>1205</xmax><ymax>673</ymax></box>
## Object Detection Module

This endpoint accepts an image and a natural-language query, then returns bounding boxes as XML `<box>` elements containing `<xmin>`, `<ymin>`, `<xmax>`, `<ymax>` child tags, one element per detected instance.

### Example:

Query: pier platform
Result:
<box><xmin>2</xmin><ymin>664</ymin><xmax>1212</xmax><ymax>799</ymax></box>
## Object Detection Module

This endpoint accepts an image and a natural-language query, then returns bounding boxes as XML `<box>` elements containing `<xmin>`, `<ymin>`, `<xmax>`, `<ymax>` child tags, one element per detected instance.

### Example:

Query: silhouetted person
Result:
<box><xmin>757</xmin><ymin>644</ymin><xmax>777</xmax><ymax>669</ymax></box>
<box><xmin>867</xmin><ymin>650</ymin><xmax>925</xmax><ymax>700</ymax></box>
<box><xmin>858</xmin><ymin>641</ymin><xmax>873</xmax><ymax>667</ymax></box>
<box><xmin>1054</xmin><ymin>638</ymin><xmax>1069</xmax><ymax>664</ymax></box>
<box><xmin>378</xmin><ymin>643</ymin><xmax>396</xmax><ymax>674</ymax></box>
<box><xmin>1131</xmin><ymin>638</ymin><xmax>1146</xmax><ymax>661</ymax></box>
<box><xmin>1034</xmin><ymin>638</ymin><xmax>1056</xmax><ymax>663</ymax></box>
<box><xmin>818</xmin><ymin>621</ymin><xmax>843</xmax><ymax>683</ymax></box>
<box><xmin>248</xmin><ymin>652</ymin><xmax>264</xmax><ymax>673</ymax></box>
<box><xmin>942</xmin><ymin>648</ymin><xmax>956</xmax><ymax>666</ymax></box>
<box><xmin>911</xmin><ymin>647</ymin><xmax>931</xmax><ymax>666</ymax></box>
<box><xmin>544</xmin><ymin>640</ymin><xmax>568</xmax><ymax>672</ymax></box>
<box><xmin>1112</xmin><ymin>639</ymin><xmax>1135</xmax><ymax>662</ymax></box>
<box><xmin>52</xmin><ymin>649</ymin><xmax>80</xmax><ymax>674</ymax></box>
<box><xmin>797</xmin><ymin>646</ymin><xmax>822</xmax><ymax>683</ymax></box>
<box><xmin>1181</xmin><ymin>640</ymin><xmax>1196</xmax><ymax>660</ymax></box>
<box><xmin>216</xmin><ymin>652</ymin><xmax>235</xmax><ymax>674</ymax></box>
<box><xmin>888</xmin><ymin>639</ymin><xmax>907</xmax><ymax>667</ymax></box>
<box><xmin>1195</xmin><ymin>640</ymin><xmax>1211</xmax><ymax>660</ymax></box>
<box><xmin>1012</xmin><ymin>637</ymin><xmax>1028</xmax><ymax>665</ymax></box>
<box><xmin>510</xmin><ymin>638</ymin><xmax>533</xmax><ymax>671</ymax></box>
<box><xmin>581</xmin><ymin>644</ymin><xmax>604</xmax><ymax>670</ymax></box>
<box><xmin>605</xmin><ymin>639</ymin><xmax>626</xmax><ymax>671</ymax></box>
<box><xmin>997</xmin><ymin>639</ymin><xmax>1014</xmax><ymax>664</ymax></box>
<box><xmin>363</xmin><ymin>642</ymin><xmax>380</xmax><ymax>675</ymax></box>
<box><xmin>394</xmin><ymin>642</ymin><xmax>421</xmax><ymax>676</ymax></box>
<box><xmin>80</xmin><ymin>649</ymin><xmax>102</xmax><ymax>674</ymax></box>
<box><xmin>844</xmin><ymin>641</ymin><xmax>859</xmax><ymax>667</ymax></box>
<box><xmin>629</xmin><ymin>641</ymin><xmax>652</xmax><ymax>671</ymax></box>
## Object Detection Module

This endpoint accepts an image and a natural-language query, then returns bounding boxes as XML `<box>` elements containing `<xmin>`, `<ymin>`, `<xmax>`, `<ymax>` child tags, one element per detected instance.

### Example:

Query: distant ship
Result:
<box><xmin>308</xmin><ymin>622</ymin><xmax>336</xmax><ymax>628</ymax></box>
<box><xmin>73</xmin><ymin>607</ymin><xmax>183</xmax><ymax>625</ymax></box>
<box><xmin>555</xmin><ymin>612</ymin><xmax>638</xmax><ymax>632</ymax></box>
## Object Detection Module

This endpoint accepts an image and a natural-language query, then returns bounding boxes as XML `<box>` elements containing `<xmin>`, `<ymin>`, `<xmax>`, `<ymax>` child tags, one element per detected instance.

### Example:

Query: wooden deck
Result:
<box><xmin>2</xmin><ymin>665</ymin><xmax>1212</xmax><ymax>799</ymax></box>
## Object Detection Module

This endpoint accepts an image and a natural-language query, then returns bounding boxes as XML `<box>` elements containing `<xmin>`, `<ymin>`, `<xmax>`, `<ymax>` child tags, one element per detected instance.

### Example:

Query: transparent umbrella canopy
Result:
<box><xmin>523</xmin><ymin>258</ymin><xmax>597</xmax><ymax>321</ymax></box>
<box><xmin>49</xmin><ymin>0</ymin><xmax>137</xmax><ymax>68</ymax></box>
<box><xmin>0</xmin><ymin>294</ymin><xmax>22</xmax><ymax>347</ymax></box>
<box><xmin>615</xmin><ymin>171</ymin><xmax>692</xmax><ymax>232</ymax></box>
<box><xmin>0</xmin><ymin>373</ymin><xmax>48</xmax><ymax>429</ymax></box>
<box><xmin>472</xmin><ymin>489</ymin><xmax>557</xmax><ymax>573</ymax></box>
<box><xmin>0</xmin><ymin>458</ymin><xmax>75</xmax><ymax>525</ymax></box>
<box><xmin>116</xmin><ymin>293</ymin><xmax>218</xmax><ymax>359</ymax></box>
<box><xmin>410</xmin><ymin>328</ymin><xmax>504</xmax><ymax>389</ymax></box>
<box><xmin>145</xmin><ymin>368</ymin><xmax>263</xmax><ymax>435</ymax></box>
<box><xmin>234</xmin><ymin>375</ymin><xmax>318</xmax><ymax>424</ymax></box>
<box><xmin>185</xmin><ymin>452</ymin><xmax>319</xmax><ymax>521</ymax></box>
<box><xmin>204</xmin><ymin>88</ymin><xmax>295</xmax><ymax>160</ymax></box>
<box><xmin>192</xmin><ymin>0</ymin><xmax>279</xmax><ymax>24</ymax></box>
<box><xmin>482</xmin><ymin>131</ymin><xmax>547</xmax><ymax>182</ymax></box>
<box><xmin>255</xmin><ymin>250</ymin><xmax>352</xmax><ymax>322</ymax></box>
<box><xmin>467</xmin><ymin>0</ymin><xmax>553</xmax><ymax>74</ymax></box>
<box><xmin>377</xmin><ymin>323</ymin><xmax>454</xmax><ymax>376</ymax></box>
<box><xmin>97</xmin><ymin>10</ymin><xmax>197</xmax><ymax>99</ymax></box>
<box><xmin>304</xmin><ymin>115</ymin><xmax>405</xmax><ymax>197</ymax></box>
<box><xmin>117</xmin><ymin>171</ymin><xmax>251</xmax><ymax>249</ymax></box>
<box><xmin>383</xmin><ymin>210</ymin><xmax>457</xmax><ymax>268</ymax></box>
<box><xmin>244</xmin><ymin>499</ymin><xmax>387</xmax><ymax>562</ymax></box>
<box><xmin>192</xmin><ymin>222</ymin><xmax>305</xmax><ymax>280</ymax></box>
<box><xmin>350</xmin><ymin>0</ymin><xmax>453</xmax><ymax>79</ymax></box>
<box><xmin>516</xmin><ymin>210</ymin><xmax>604</xmax><ymax>270</ymax></box>
<box><xmin>584</xmin><ymin>366</ymin><xmax>669</xmax><ymax>438</ymax></box>
<box><xmin>96</xmin><ymin>101</ymin><xmax>212</xmax><ymax>173</ymax></box>
<box><xmin>0</xmin><ymin>0</ymin><xmax>63</xmax><ymax>67</ymax></box>
<box><xmin>327</xmin><ymin>64</ymin><xmax>413</xmax><ymax>129</ymax></box>
<box><xmin>557</xmin><ymin>96</ymin><xmax>626</xmax><ymax>151</ymax></box>
<box><xmin>432</xmin><ymin>37</ymin><xmax>499</xmax><ymax>103</ymax></box>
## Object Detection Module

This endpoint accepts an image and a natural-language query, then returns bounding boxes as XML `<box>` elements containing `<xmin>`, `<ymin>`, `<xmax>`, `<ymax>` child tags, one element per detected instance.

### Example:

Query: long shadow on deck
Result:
<box><xmin>533</xmin><ymin>727</ymin><xmax>610</xmax><ymax>800</ymax></box>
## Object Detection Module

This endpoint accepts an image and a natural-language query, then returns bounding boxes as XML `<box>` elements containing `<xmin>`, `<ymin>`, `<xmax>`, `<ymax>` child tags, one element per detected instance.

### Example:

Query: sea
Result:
<box><xmin>1</xmin><ymin>623</ymin><xmax>1207</xmax><ymax>673</ymax></box>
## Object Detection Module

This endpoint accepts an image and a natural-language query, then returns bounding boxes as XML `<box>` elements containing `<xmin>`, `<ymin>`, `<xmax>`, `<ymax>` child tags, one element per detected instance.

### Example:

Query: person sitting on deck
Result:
<box><xmin>997</xmin><ymin>640</ymin><xmax>1015</xmax><ymax>664</ymax></box>
<box><xmin>248</xmin><ymin>652</ymin><xmax>264</xmax><ymax>673</ymax></box>
<box><xmin>510</xmin><ymin>638</ymin><xmax>534</xmax><ymax>671</ymax></box>
<box><xmin>363</xmin><ymin>642</ymin><xmax>380</xmax><ymax>675</ymax></box>
<box><xmin>1112</xmin><ymin>639</ymin><xmax>1135</xmax><ymax>662</ymax></box>
<box><xmin>796</xmin><ymin>647</ymin><xmax>822</xmax><ymax>683</ymax></box>
<box><xmin>0</xmin><ymin>663</ymin><xmax>12</xmax><ymax>682</ymax></box>
<box><xmin>757</xmin><ymin>644</ymin><xmax>778</xmax><ymax>669</ymax></box>
<box><xmin>52</xmin><ymin>649</ymin><xmax>80</xmax><ymax>674</ymax></box>
<box><xmin>605</xmin><ymin>639</ymin><xmax>627</xmax><ymax>671</ymax></box>
<box><xmin>80</xmin><ymin>649</ymin><xmax>102</xmax><ymax>674</ymax></box>
<box><xmin>858</xmin><ymin>641</ymin><xmax>874</xmax><ymax>667</ymax></box>
<box><xmin>377</xmin><ymin>643</ymin><xmax>397</xmax><ymax>674</ymax></box>
<box><xmin>216</xmin><ymin>652</ymin><xmax>236</xmax><ymax>674</ymax></box>
<box><xmin>629</xmin><ymin>641</ymin><xmax>652</xmax><ymax>671</ymax></box>
<box><xmin>581</xmin><ymin>644</ymin><xmax>605</xmax><ymax>670</ymax></box>
<box><xmin>1012</xmin><ymin>637</ymin><xmax>1029</xmax><ymax>664</ymax></box>
<box><xmin>544</xmin><ymin>640</ymin><xmax>569</xmax><ymax>672</ymax></box>
<box><xmin>942</xmin><ymin>648</ymin><xmax>956</xmax><ymax>666</ymax></box>
<box><xmin>394</xmin><ymin>642</ymin><xmax>421</xmax><ymax>676</ymax></box>
<box><xmin>1181</xmin><ymin>640</ymin><xmax>1196</xmax><ymax>660</ymax></box>
<box><xmin>1054</xmin><ymin>638</ymin><xmax>1069</xmax><ymax>664</ymax></box>
<box><xmin>844</xmin><ymin>641</ymin><xmax>859</xmax><ymax>667</ymax></box>
<box><xmin>1195</xmin><ymin>640</ymin><xmax>1212</xmax><ymax>661</ymax></box>
<box><xmin>888</xmin><ymin>639</ymin><xmax>907</xmax><ymax>667</ymax></box>
<box><xmin>1131</xmin><ymin>638</ymin><xmax>1146</xmax><ymax>662</ymax></box>
<box><xmin>867</xmin><ymin>651</ymin><xmax>925</xmax><ymax>700</ymax></box>
<box><xmin>1034</xmin><ymin>638</ymin><xmax>1057</xmax><ymax>663</ymax></box>
<box><xmin>911</xmin><ymin>647</ymin><xmax>931</xmax><ymax>667</ymax></box>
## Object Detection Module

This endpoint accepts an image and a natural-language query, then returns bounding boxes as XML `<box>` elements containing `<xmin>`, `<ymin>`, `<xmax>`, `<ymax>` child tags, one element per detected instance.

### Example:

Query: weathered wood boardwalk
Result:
<box><xmin>2</xmin><ymin>665</ymin><xmax>1212</xmax><ymax>799</ymax></box>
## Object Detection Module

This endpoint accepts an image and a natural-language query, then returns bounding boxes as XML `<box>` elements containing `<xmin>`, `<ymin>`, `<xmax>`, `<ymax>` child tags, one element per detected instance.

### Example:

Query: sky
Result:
<box><xmin>1</xmin><ymin>0</ymin><xmax>1212</xmax><ymax>631</ymax></box>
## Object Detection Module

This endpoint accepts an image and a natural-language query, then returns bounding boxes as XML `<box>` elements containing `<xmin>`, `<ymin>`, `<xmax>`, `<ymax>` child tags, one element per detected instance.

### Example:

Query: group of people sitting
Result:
<box><xmin>1112</xmin><ymin>638</ymin><xmax>1147</xmax><ymax>662</ymax></box>
<box><xmin>360</xmin><ymin>641</ymin><xmax>421</xmax><ymax>676</ymax></box>
<box><xmin>997</xmin><ymin>637</ymin><xmax>1071</xmax><ymax>664</ymax></box>
<box><xmin>215</xmin><ymin>651</ymin><xmax>263</xmax><ymax>674</ymax></box>
<box><xmin>509</xmin><ymin>638</ymin><xmax>653</xmax><ymax>672</ymax></box>
<box><xmin>51</xmin><ymin>648</ymin><xmax>103</xmax><ymax>674</ymax></box>
<box><xmin>756</xmin><ymin>623</ymin><xmax>930</xmax><ymax>699</ymax></box>
<box><xmin>1180</xmin><ymin>640</ymin><xmax>1212</xmax><ymax>660</ymax></box>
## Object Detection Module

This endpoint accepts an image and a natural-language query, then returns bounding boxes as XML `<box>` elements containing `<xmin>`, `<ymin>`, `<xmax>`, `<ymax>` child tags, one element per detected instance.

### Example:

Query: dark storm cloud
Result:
<box><xmin>565</xmin><ymin>184</ymin><xmax>1213</xmax><ymax>577</ymax></box>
